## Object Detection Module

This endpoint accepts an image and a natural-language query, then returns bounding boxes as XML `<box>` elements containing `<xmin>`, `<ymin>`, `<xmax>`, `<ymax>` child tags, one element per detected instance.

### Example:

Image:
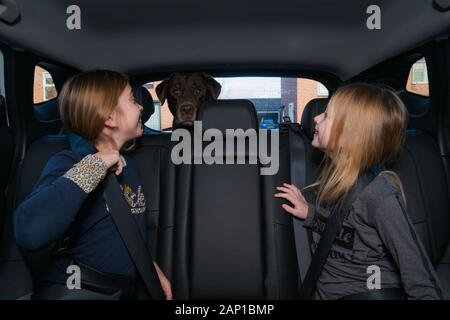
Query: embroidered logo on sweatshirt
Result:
<box><xmin>105</xmin><ymin>184</ymin><xmax>146</xmax><ymax>214</ymax></box>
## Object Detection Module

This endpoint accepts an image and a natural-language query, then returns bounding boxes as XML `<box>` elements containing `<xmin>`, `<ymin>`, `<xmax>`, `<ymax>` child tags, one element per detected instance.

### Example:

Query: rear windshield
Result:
<box><xmin>144</xmin><ymin>77</ymin><xmax>329</xmax><ymax>131</ymax></box>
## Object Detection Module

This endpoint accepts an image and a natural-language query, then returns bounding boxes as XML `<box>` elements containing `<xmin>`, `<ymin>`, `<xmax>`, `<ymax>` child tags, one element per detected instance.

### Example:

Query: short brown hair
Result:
<box><xmin>58</xmin><ymin>70</ymin><xmax>129</xmax><ymax>143</ymax></box>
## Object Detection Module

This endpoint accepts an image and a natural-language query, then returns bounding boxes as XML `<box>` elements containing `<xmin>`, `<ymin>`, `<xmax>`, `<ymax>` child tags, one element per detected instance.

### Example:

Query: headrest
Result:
<box><xmin>34</xmin><ymin>99</ymin><xmax>60</xmax><ymax>122</ymax></box>
<box><xmin>132</xmin><ymin>85</ymin><xmax>155</xmax><ymax>123</ymax></box>
<box><xmin>396</xmin><ymin>90</ymin><xmax>428</xmax><ymax>116</ymax></box>
<box><xmin>300</xmin><ymin>98</ymin><xmax>329</xmax><ymax>140</ymax></box>
<box><xmin>197</xmin><ymin>99</ymin><xmax>258</xmax><ymax>133</ymax></box>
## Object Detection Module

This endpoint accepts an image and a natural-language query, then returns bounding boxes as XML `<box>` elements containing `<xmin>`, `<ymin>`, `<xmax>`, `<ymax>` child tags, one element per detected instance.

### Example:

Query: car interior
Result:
<box><xmin>0</xmin><ymin>0</ymin><xmax>450</xmax><ymax>300</ymax></box>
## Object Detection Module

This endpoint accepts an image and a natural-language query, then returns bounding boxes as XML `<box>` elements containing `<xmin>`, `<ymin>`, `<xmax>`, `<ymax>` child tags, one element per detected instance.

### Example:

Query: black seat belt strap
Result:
<box><xmin>298</xmin><ymin>172</ymin><xmax>374</xmax><ymax>299</ymax></box>
<box><xmin>103</xmin><ymin>173</ymin><xmax>164</xmax><ymax>300</ymax></box>
<box><xmin>286</xmin><ymin>122</ymin><xmax>312</xmax><ymax>286</ymax></box>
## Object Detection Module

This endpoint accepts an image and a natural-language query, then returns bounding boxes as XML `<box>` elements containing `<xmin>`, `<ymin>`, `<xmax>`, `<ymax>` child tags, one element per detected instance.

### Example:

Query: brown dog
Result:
<box><xmin>156</xmin><ymin>72</ymin><xmax>221</xmax><ymax>127</ymax></box>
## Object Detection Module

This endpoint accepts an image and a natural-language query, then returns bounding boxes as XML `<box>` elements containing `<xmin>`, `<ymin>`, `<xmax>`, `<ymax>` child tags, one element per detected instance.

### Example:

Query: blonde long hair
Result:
<box><xmin>309</xmin><ymin>83</ymin><xmax>408</xmax><ymax>208</ymax></box>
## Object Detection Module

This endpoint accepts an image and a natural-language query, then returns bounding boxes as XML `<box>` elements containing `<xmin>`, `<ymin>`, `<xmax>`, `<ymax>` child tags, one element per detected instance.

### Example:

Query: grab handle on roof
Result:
<box><xmin>0</xmin><ymin>0</ymin><xmax>21</xmax><ymax>25</ymax></box>
<box><xmin>434</xmin><ymin>0</ymin><xmax>450</xmax><ymax>11</ymax></box>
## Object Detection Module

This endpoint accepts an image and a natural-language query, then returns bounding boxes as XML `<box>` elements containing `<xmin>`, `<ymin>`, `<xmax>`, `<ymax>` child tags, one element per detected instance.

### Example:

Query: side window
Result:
<box><xmin>142</xmin><ymin>77</ymin><xmax>329</xmax><ymax>131</ymax></box>
<box><xmin>406</xmin><ymin>57</ymin><xmax>429</xmax><ymax>97</ymax></box>
<box><xmin>33</xmin><ymin>65</ymin><xmax>57</xmax><ymax>104</ymax></box>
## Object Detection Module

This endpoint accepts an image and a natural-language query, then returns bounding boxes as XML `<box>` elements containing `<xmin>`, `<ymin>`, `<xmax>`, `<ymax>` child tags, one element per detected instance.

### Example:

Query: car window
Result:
<box><xmin>33</xmin><ymin>65</ymin><xmax>58</xmax><ymax>104</ymax></box>
<box><xmin>406</xmin><ymin>57</ymin><xmax>429</xmax><ymax>97</ymax></box>
<box><xmin>143</xmin><ymin>77</ymin><xmax>329</xmax><ymax>131</ymax></box>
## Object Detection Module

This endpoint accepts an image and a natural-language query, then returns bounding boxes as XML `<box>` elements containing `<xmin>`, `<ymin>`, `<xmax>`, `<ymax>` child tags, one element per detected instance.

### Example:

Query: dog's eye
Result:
<box><xmin>194</xmin><ymin>89</ymin><xmax>201</xmax><ymax>95</ymax></box>
<box><xmin>173</xmin><ymin>89</ymin><xmax>181</xmax><ymax>95</ymax></box>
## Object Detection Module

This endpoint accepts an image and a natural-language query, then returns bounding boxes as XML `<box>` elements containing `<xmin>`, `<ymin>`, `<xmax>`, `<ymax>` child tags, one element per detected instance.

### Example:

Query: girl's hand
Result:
<box><xmin>95</xmin><ymin>150</ymin><xmax>125</xmax><ymax>176</ymax></box>
<box><xmin>154</xmin><ymin>262</ymin><xmax>173</xmax><ymax>300</ymax></box>
<box><xmin>274</xmin><ymin>183</ymin><xmax>309</xmax><ymax>219</ymax></box>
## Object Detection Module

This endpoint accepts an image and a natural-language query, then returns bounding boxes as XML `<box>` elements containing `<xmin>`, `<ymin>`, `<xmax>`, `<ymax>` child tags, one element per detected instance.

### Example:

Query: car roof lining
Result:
<box><xmin>0</xmin><ymin>0</ymin><xmax>449</xmax><ymax>80</ymax></box>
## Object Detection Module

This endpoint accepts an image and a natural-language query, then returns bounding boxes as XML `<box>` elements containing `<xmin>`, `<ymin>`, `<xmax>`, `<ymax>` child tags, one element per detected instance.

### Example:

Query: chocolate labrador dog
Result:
<box><xmin>156</xmin><ymin>72</ymin><xmax>221</xmax><ymax>127</ymax></box>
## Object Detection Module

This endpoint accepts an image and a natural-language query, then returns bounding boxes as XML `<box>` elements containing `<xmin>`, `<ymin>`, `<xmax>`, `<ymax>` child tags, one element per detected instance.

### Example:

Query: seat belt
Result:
<box><xmin>103</xmin><ymin>173</ymin><xmax>165</xmax><ymax>300</ymax></box>
<box><xmin>285</xmin><ymin>122</ymin><xmax>313</xmax><ymax>287</ymax></box>
<box><xmin>298</xmin><ymin>172</ymin><xmax>374</xmax><ymax>300</ymax></box>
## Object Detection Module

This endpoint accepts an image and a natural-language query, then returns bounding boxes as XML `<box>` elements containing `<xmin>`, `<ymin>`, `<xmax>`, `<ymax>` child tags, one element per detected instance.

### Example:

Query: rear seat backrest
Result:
<box><xmin>392</xmin><ymin>132</ymin><xmax>450</xmax><ymax>298</ymax></box>
<box><xmin>392</xmin><ymin>131</ymin><xmax>450</xmax><ymax>264</ymax></box>
<box><xmin>190</xmin><ymin>100</ymin><xmax>265</xmax><ymax>299</ymax></box>
<box><xmin>393</xmin><ymin>91</ymin><xmax>450</xmax><ymax>292</ymax></box>
<box><xmin>0</xmin><ymin>135</ymin><xmax>69</xmax><ymax>299</ymax></box>
<box><xmin>184</xmin><ymin>99</ymin><xmax>298</xmax><ymax>299</ymax></box>
<box><xmin>14</xmin><ymin>136</ymin><xmax>70</xmax><ymax>284</ymax></box>
<box><xmin>128</xmin><ymin>133</ymin><xmax>177</xmax><ymax>281</ymax></box>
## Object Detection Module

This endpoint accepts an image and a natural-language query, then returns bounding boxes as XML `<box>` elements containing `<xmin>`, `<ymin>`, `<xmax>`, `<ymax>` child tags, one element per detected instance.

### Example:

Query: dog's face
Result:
<box><xmin>156</xmin><ymin>73</ymin><xmax>221</xmax><ymax>126</ymax></box>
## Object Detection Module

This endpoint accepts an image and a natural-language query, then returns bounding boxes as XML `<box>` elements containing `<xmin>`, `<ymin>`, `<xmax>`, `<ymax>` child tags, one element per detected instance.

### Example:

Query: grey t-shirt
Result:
<box><xmin>304</xmin><ymin>173</ymin><xmax>443</xmax><ymax>300</ymax></box>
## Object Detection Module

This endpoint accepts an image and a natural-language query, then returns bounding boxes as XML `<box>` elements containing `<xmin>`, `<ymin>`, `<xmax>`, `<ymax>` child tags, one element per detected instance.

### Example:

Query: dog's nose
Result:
<box><xmin>180</xmin><ymin>103</ymin><xmax>194</xmax><ymax>112</ymax></box>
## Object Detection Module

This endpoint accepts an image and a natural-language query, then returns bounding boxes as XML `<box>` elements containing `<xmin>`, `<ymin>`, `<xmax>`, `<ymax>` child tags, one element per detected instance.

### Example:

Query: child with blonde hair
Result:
<box><xmin>276</xmin><ymin>83</ymin><xmax>442</xmax><ymax>300</ymax></box>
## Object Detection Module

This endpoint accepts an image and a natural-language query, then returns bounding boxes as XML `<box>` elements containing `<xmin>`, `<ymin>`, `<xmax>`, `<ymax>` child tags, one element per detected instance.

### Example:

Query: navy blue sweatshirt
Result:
<box><xmin>13</xmin><ymin>134</ymin><xmax>148</xmax><ymax>281</ymax></box>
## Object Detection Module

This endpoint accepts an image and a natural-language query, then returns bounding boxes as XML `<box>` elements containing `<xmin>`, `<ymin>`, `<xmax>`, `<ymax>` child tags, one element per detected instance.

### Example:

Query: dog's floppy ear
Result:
<box><xmin>201</xmin><ymin>72</ymin><xmax>221</xmax><ymax>100</ymax></box>
<box><xmin>155</xmin><ymin>77</ymin><xmax>171</xmax><ymax>104</ymax></box>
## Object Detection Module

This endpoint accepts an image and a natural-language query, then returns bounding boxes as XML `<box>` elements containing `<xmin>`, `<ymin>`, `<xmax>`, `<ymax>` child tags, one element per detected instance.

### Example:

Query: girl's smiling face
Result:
<box><xmin>312</xmin><ymin>106</ymin><xmax>334</xmax><ymax>151</ymax></box>
<box><xmin>114</xmin><ymin>85</ymin><xmax>144</xmax><ymax>141</ymax></box>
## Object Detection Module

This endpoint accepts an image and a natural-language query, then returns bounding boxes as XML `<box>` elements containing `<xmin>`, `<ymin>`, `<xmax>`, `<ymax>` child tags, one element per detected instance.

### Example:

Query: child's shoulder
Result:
<box><xmin>360</xmin><ymin>173</ymin><xmax>401</xmax><ymax>204</ymax></box>
<box><xmin>358</xmin><ymin>173</ymin><xmax>407</xmax><ymax>225</ymax></box>
<box><xmin>49</xmin><ymin>149</ymin><xmax>80</xmax><ymax>163</ymax></box>
<box><xmin>43</xmin><ymin>150</ymin><xmax>81</xmax><ymax>173</ymax></box>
